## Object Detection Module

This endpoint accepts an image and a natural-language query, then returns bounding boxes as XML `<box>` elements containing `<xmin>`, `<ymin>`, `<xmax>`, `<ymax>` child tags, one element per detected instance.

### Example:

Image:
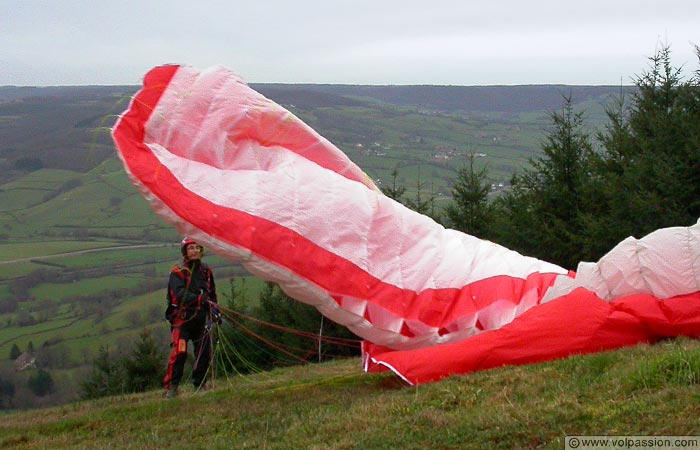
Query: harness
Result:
<box><xmin>166</xmin><ymin>263</ymin><xmax>213</xmax><ymax>324</ymax></box>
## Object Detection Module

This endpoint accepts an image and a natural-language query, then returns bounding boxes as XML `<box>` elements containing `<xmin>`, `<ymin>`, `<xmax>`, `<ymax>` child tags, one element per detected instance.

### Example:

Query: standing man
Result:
<box><xmin>163</xmin><ymin>237</ymin><xmax>220</xmax><ymax>398</ymax></box>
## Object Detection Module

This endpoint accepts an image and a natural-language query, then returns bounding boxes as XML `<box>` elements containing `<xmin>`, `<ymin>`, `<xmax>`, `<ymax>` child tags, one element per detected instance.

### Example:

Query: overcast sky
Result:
<box><xmin>1</xmin><ymin>0</ymin><xmax>698</xmax><ymax>87</ymax></box>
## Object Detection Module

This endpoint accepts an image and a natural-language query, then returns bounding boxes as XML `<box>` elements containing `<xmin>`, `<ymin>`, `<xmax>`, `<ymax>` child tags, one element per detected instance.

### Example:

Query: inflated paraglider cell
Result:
<box><xmin>113</xmin><ymin>65</ymin><xmax>700</xmax><ymax>385</ymax></box>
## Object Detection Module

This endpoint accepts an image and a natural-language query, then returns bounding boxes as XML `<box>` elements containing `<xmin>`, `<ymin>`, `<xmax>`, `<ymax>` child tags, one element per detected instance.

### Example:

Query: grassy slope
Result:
<box><xmin>2</xmin><ymin>338</ymin><xmax>700</xmax><ymax>449</ymax></box>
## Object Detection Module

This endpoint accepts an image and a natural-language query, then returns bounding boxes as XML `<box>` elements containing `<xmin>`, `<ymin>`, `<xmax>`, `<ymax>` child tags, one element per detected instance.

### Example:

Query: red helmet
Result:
<box><xmin>180</xmin><ymin>237</ymin><xmax>199</xmax><ymax>256</ymax></box>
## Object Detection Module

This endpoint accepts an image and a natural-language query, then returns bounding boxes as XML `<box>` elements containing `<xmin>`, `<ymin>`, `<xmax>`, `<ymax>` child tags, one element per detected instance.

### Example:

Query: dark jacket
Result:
<box><xmin>165</xmin><ymin>259</ymin><xmax>217</xmax><ymax>324</ymax></box>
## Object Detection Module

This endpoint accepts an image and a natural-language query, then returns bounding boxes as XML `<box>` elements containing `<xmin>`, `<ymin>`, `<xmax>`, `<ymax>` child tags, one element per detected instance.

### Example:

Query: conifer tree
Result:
<box><xmin>252</xmin><ymin>283</ymin><xmax>358</xmax><ymax>367</ymax></box>
<box><xmin>587</xmin><ymin>44</ymin><xmax>700</xmax><ymax>254</ymax></box>
<box><xmin>27</xmin><ymin>369</ymin><xmax>54</xmax><ymax>397</ymax></box>
<box><xmin>0</xmin><ymin>376</ymin><xmax>15</xmax><ymax>407</ymax></box>
<box><xmin>382</xmin><ymin>165</ymin><xmax>440</xmax><ymax>221</ymax></box>
<box><xmin>9</xmin><ymin>344</ymin><xmax>21</xmax><ymax>360</ymax></box>
<box><xmin>381</xmin><ymin>165</ymin><xmax>406</xmax><ymax>201</ymax></box>
<box><xmin>494</xmin><ymin>95</ymin><xmax>594</xmax><ymax>268</ymax></box>
<box><xmin>122</xmin><ymin>329</ymin><xmax>164</xmax><ymax>393</ymax></box>
<box><xmin>80</xmin><ymin>346</ymin><xmax>123</xmax><ymax>399</ymax></box>
<box><xmin>444</xmin><ymin>153</ymin><xmax>493</xmax><ymax>239</ymax></box>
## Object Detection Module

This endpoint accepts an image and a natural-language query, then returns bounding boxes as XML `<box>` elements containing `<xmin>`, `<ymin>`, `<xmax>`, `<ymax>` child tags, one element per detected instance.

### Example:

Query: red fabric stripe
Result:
<box><xmin>113</xmin><ymin>65</ymin><xmax>179</xmax><ymax>157</ymax></box>
<box><xmin>364</xmin><ymin>290</ymin><xmax>700</xmax><ymax>385</ymax></box>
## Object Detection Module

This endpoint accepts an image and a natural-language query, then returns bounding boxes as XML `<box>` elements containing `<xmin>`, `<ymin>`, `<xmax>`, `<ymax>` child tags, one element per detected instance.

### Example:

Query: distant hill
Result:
<box><xmin>0</xmin><ymin>85</ymin><xmax>135</xmax><ymax>175</ymax></box>
<box><xmin>253</xmin><ymin>83</ymin><xmax>636</xmax><ymax>113</ymax></box>
<box><xmin>1</xmin><ymin>83</ymin><xmax>634</xmax><ymax>112</ymax></box>
<box><xmin>0</xmin><ymin>82</ymin><xmax>631</xmax><ymax>181</ymax></box>
<box><xmin>0</xmin><ymin>85</ymin><xmax>134</xmax><ymax>102</ymax></box>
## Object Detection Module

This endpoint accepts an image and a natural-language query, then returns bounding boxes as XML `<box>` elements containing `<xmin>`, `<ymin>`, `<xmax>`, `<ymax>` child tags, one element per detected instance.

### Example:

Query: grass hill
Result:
<box><xmin>2</xmin><ymin>338</ymin><xmax>700</xmax><ymax>449</ymax></box>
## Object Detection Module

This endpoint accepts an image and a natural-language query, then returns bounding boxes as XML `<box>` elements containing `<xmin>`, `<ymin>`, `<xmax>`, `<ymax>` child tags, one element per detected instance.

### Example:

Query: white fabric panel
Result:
<box><xmin>542</xmin><ymin>219</ymin><xmax>700</xmax><ymax>302</ymax></box>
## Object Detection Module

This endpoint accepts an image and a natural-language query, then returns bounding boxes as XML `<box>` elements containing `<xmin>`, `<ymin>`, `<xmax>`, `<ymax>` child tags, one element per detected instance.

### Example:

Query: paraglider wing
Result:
<box><xmin>364</xmin><ymin>219</ymin><xmax>700</xmax><ymax>384</ymax></box>
<box><xmin>113</xmin><ymin>64</ymin><xmax>700</xmax><ymax>385</ymax></box>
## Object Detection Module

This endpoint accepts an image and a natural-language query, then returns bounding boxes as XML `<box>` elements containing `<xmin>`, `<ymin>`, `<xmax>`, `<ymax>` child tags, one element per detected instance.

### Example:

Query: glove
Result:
<box><xmin>211</xmin><ymin>303</ymin><xmax>222</xmax><ymax>324</ymax></box>
<box><xmin>164</xmin><ymin>305</ymin><xmax>176</xmax><ymax>324</ymax></box>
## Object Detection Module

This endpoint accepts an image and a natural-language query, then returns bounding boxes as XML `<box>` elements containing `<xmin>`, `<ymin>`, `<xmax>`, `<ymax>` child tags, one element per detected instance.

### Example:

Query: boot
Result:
<box><xmin>165</xmin><ymin>385</ymin><xmax>178</xmax><ymax>399</ymax></box>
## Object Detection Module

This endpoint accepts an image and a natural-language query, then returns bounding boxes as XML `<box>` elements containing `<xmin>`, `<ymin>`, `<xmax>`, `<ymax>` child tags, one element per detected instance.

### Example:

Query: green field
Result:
<box><xmin>0</xmin><ymin>240</ymin><xmax>128</xmax><ymax>261</ymax></box>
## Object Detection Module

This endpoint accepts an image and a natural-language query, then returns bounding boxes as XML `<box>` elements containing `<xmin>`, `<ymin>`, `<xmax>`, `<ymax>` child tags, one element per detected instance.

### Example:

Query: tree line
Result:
<box><xmin>413</xmin><ymin>45</ymin><xmax>699</xmax><ymax>270</ymax></box>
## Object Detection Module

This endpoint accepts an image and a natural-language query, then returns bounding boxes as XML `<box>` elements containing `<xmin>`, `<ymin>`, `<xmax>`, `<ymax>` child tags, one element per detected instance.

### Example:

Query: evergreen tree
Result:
<box><xmin>403</xmin><ymin>170</ymin><xmax>440</xmax><ymax>221</ymax></box>
<box><xmin>494</xmin><ymin>95</ymin><xmax>594</xmax><ymax>268</ymax></box>
<box><xmin>216</xmin><ymin>277</ymin><xmax>267</xmax><ymax>374</ymax></box>
<box><xmin>573</xmin><ymin>44</ymin><xmax>700</xmax><ymax>259</ymax></box>
<box><xmin>9</xmin><ymin>344</ymin><xmax>21</xmax><ymax>360</ymax></box>
<box><xmin>27</xmin><ymin>369</ymin><xmax>54</xmax><ymax>397</ymax></box>
<box><xmin>81</xmin><ymin>332</ymin><xmax>166</xmax><ymax>399</ymax></box>
<box><xmin>217</xmin><ymin>278</ymin><xmax>361</xmax><ymax>375</ymax></box>
<box><xmin>253</xmin><ymin>283</ymin><xmax>359</xmax><ymax>368</ymax></box>
<box><xmin>122</xmin><ymin>329</ymin><xmax>164</xmax><ymax>393</ymax></box>
<box><xmin>488</xmin><ymin>44</ymin><xmax>699</xmax><ymax>266</ymax></box>
<box><xmin>0</xmin><ymin>376</ymin><xmax>15</xmax><ymax>407</ymax></box>
<box><xmin>80</xmin><ymin>346</ymin><xmax>124</xmax><ymax>399</ymax></box>
<box><xmin>444</xmin><ymin>153</ymin><xmax>494</xmax><ymax>239</ymax></box>
<box><xmin>381</xmin><ymin>165</ymin><xmax>406</xmax><ymax>201</ymax></box>
<box><xmin>381</xmin><ymin>165</ymin><xmax>440</xmax><ymax>222</ymax></box>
